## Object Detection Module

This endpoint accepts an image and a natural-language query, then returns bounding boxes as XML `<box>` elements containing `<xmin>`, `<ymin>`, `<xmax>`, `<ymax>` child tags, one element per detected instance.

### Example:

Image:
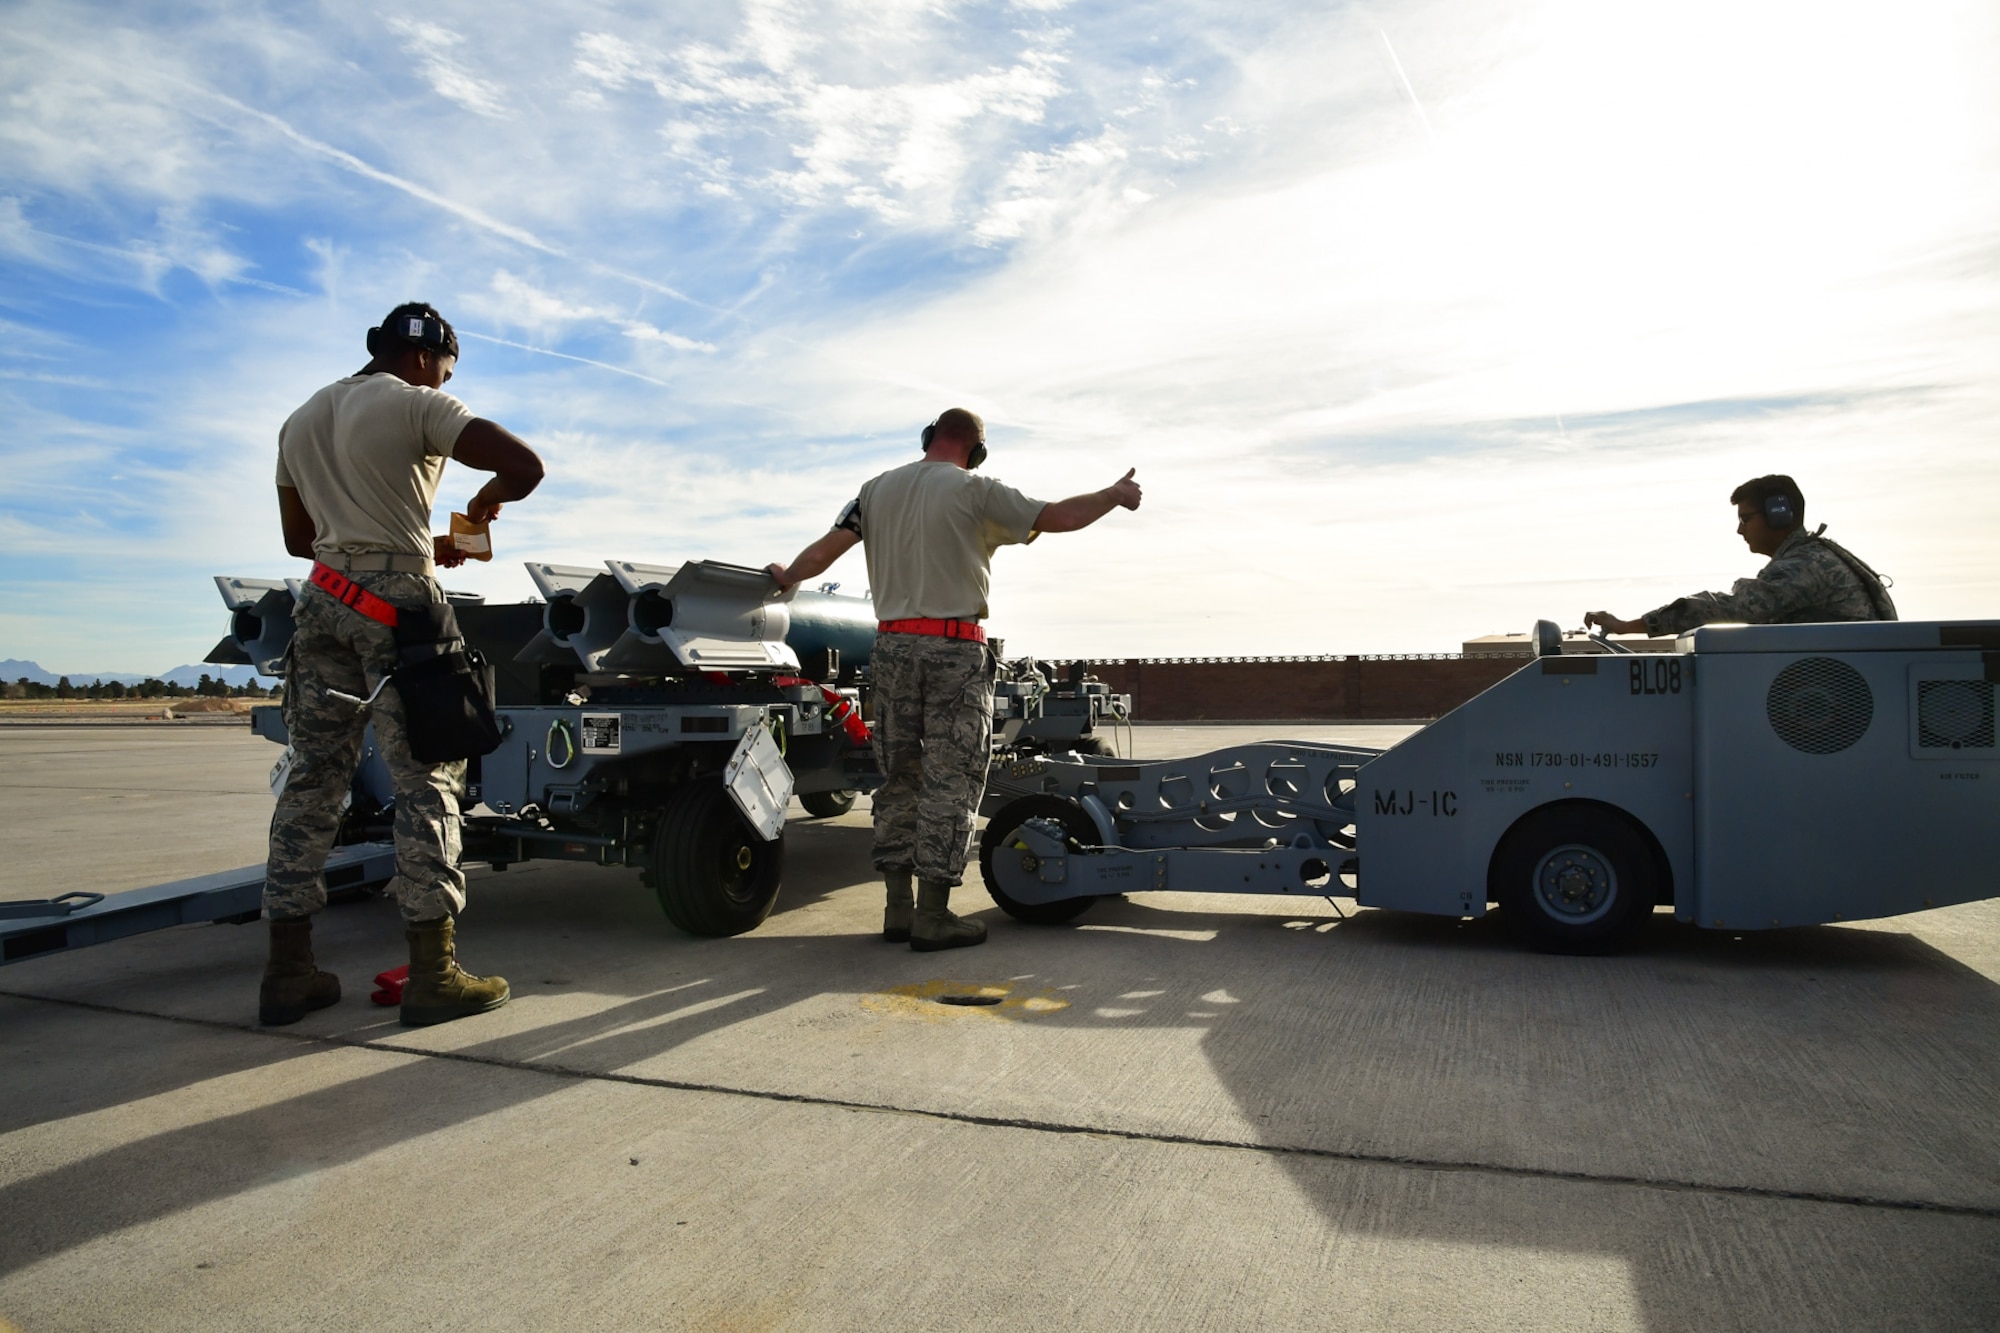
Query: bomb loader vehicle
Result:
<box><xmin>979</xmin><ymin>619</ymin><xmax>2000</xmax><ymax>952</ymax></box>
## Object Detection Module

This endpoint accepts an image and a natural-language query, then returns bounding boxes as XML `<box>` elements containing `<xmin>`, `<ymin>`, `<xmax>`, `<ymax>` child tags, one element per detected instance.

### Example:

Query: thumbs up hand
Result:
<box><xmin>1107</xmin><ymin>468</ymin><xmax>1142</xmax><ymax>510</ymax></box>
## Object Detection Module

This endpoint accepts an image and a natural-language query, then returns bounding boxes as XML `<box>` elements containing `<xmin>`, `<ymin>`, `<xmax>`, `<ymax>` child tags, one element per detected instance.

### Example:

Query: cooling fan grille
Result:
<box><xmin>1767</xmin><ymin>657</ymin><xmax>1873</xmax><ymax>755</ymax></box>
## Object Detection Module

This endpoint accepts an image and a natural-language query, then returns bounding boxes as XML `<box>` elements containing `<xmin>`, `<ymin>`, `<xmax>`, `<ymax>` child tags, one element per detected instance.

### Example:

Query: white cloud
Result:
<box><xmin>973</xmin><ymin>128</ymin><xmax>1134</xmax><ymax>242</ymax></box>
<box><xmin>622</xmin><ymin>324</ymin><xmax>717</xmax><ymax>353</ymax></box>
<box><xmin>569</xmin><ymin>11</ymin><xmax>1089</xmax><ymax>231</ymax></box>
<box><xmin>572</xmin><ymin>31</ymin><xmax>652</xmax><ymax>89</ymax></box>
<box><xmin>463</xmin><ymin>271</ymin><xmax>717</xmax><ymax>354</ymax></box>
<box><xmin>388</xmin><ymin>19</ymin><xmax>510</xmax><ymax>118</ymax></box>
<box><xmin>483</xmin><ymin>269</ymin><xmax>619</xmax><ymax>327</ymax></box>
<box><xmin>0</xmin><ymin>195</ymin><xmax>56</xmax><ymax>266</ymax></box>
<box><xmin>0</xmin><ymin>315</ymin><xmax>73</xmax><ymax>360</ymax></box>
<box><xmin>0</xmin><ymin>193</ymin><xmax>267</xmax><ymax>295</ymax></box>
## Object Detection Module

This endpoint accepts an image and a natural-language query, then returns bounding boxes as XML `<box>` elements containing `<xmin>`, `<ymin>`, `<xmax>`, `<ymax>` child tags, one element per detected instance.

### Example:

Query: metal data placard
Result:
<box><xmin>725</xmin><ymin>723</ymin><xmax>793</xmax><ymax>842</ymax></box>
<box><xmin>579</xmin><ymin>713</ymin><xmax>622</xmax><ymax>753</ymax></box>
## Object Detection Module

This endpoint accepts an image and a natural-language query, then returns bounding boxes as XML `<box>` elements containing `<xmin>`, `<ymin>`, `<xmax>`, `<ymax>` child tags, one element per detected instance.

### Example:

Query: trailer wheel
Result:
<box><xmin>979</xmin><ymin>795</ymin><xmax>1101</xmax><ymax>925</ymax></box>
<box><xmin>799</xmin><ymin>789</ymin><xmax>858</xmax><ymax>818</ymax></box>
<box><xmin>650</xmin><ymin>780</ymin><xmax>785</xmax><ymax>937</ymax></box>
<box><xmin>1491</xmin><ymin>803</ymin><xmax>1658</xmax><ymax>954</ymax></box>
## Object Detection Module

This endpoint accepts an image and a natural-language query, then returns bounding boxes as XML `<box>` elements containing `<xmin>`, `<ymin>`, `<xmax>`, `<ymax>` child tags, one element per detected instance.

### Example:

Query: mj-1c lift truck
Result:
<box><xmin>979</xmin><ymin>618</ymin><xmax>2000</xmax><ymax>952</ymax></box>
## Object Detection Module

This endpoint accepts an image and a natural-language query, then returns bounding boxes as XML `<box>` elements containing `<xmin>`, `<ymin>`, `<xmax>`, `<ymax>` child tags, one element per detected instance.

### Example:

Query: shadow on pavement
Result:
<box><xmin>1033</xmin><ymin>897</ymin><xmax>2000</xmax><ymax>1331</ymax></box>
<box><xmin>4</xmin><ymin>817</ymin><xmax>1999</xmax><ymax>1329</ymax></box>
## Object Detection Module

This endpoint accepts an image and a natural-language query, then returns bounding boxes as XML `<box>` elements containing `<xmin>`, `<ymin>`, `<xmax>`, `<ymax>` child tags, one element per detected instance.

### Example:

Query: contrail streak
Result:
<box><xmin>198</xmin><ymin>88</ymin><xmax>561</xmax><ymax>254</ymax></box>
<box><xmin>1378</xmin><ymin>29</ymin><xmax>1436</xmax><ymax>144</ymax></box>
<box><xmin>459</xmin><ymin>330</ymin><xmax>673</xmax><ymax>386</ymax></box>
<box><xmin>183</xmin><ymin>85</ymin><xmax>713</xmax><ymax>310</ymax></box>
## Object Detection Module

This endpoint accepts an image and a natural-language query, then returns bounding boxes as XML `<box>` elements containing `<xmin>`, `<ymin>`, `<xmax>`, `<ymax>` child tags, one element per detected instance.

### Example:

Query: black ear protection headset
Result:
<box><xmin>920</xmin><ymin>418</ymin><xmax>986</xmax><ymax>469</ymax></box>
<box><xmin>366</xmin><ymin>310</ymin><xmax>459</xmax><ymax>361</ymax></box>
<box><xmin>1762</xmin><ymin>491</ymin><xmax>1798</xmax><ymax>530</ymax></box>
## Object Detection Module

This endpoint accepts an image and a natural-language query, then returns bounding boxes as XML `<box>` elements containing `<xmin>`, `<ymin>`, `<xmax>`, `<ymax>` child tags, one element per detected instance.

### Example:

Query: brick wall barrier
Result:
<box><xmin>1046</xmin><ymin>656</ymin><xmax>1527</xmax><ymax>722</ymax></box>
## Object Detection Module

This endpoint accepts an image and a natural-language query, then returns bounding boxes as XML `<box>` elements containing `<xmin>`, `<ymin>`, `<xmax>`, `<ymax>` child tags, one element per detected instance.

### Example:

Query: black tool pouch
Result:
<box><xmin>391</xmin><ymin>602</ymin><xmax>503</xmax><ymax>762</ymax></box>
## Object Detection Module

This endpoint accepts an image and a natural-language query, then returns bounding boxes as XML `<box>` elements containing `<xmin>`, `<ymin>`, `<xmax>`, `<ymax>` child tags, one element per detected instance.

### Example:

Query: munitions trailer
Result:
<box><xmin>219</xmin><ymin>559</ymin><xmax>1129</xmax><ymax>939</ymax></box>
<box><xmin>2</xmin><ymin>558</ymin><xmax>1132</xmax><ymax>965</ymax></box>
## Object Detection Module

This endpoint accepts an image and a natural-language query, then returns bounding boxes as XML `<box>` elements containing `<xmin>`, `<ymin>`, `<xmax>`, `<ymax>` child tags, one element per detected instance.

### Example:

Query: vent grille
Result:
<box><xmin>1917</xmin><ymin>679</ymin><xmax>1995</xmax><ymax>750</ymax></box>
<box><xmin>1767</xmin><ymin>657</ymin><xmax>1873</xmax><ymax>754</ymax></box>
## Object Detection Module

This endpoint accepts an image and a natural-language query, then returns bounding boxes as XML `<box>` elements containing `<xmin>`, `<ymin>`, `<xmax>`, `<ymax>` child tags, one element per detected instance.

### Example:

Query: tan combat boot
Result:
<box><xmin>883</xmin><ymin>867</ymin><xmax>914</xmax><ymax>943</ymax></box>
<box><xmin>259</xmin><ymin>916</ymin><xmax>342</xmax><ymax>1026</ymax></box>
<box><xmin>400</xmin><ymin>916</ymin><xmax>510</xmax><ymax>1027</ymax></box>
<box><xmin>910</xmin><ymin>879</ymin><xmax>987</xmax><ymax>952</ymax></box>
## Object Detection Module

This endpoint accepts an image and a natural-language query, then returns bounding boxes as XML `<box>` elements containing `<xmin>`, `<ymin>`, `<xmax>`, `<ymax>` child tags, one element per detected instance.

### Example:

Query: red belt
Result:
<box><xmin>878</xmin><ymin>618</ymin><xmax>986</xmax><ymax>643</ymax></box>
<box><xmin>309</xmin><ymin>562</ymin><xmax>402</xmax><ymax>627</ymax></box>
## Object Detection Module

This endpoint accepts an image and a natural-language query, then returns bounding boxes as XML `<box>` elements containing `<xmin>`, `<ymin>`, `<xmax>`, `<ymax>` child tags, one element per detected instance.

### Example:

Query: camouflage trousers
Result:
<box><xmin>869</xmin><ymin>631</ymin><xmax>995</xmax><ymax>886</ymax></box>
<box><xmin>265</xmin><ymin>572</ymin><xmax>467</xmax><ymax>923</ymax></box>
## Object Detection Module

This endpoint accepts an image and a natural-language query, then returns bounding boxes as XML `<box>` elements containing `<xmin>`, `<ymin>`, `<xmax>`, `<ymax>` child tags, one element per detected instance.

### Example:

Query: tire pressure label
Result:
<box><xmin>1372</xmin><ymin>789</ymin><xmax>1457</xmax><ymax>816</ymax></box>
<box><xmin>580</xmin><ymin>713</ymin><xmax>622</xmax><ymax>753</ymax></box>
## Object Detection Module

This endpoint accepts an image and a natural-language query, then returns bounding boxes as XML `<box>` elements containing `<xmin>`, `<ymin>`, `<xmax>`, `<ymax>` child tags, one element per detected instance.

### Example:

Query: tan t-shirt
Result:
<box><xmin>845</xmin><ymin>460</ymin><xmax>1046</xmax><ymax>620</ymax></box>
<box><xmin>275</xmin><ymin>373</ymin><xmax>476</xmax><ymax>560</ymax></box>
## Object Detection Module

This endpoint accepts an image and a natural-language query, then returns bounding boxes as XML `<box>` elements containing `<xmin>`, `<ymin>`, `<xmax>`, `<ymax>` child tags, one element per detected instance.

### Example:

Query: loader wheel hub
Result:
<box><xmin>1533</xmin><ymin>844</ymin><xmax>1616</xmax><ymax>922</ymax></box>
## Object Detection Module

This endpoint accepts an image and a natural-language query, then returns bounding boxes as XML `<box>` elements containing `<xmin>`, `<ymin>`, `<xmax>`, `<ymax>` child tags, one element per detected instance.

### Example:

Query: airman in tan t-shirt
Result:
<box><xmin>275</xmin><ymin>373</ymin><xmax>477</xmax><ymax>562</ymax></box>
<box><xmin>766</xmin><ymin>408</ymin><xmax>1141</xmax><ymax>953</ymax></box>
<box><xmin>847</xmin><ymin>459</ymin><xmax>1047</xmax><ymax>620</ymax></box>
<box><xmin>261</xmin><ymin>303</ymin><xmax>543</xmax><ymax>1033</ymax></box>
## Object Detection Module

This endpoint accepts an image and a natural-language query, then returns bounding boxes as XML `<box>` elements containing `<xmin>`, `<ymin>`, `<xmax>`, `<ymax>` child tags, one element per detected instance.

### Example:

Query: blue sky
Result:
<box><xmin>3</xmin><ymin>0</ymin><xmax>1996</xmax><ymax>674</ymax></box>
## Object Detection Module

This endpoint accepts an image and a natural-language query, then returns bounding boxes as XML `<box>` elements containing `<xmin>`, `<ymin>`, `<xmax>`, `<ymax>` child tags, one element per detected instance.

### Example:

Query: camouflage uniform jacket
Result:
<box><xmin>1643</xmin><ymin>528</ymin><xmax>1897</xmax><ymax>637</ymax></box>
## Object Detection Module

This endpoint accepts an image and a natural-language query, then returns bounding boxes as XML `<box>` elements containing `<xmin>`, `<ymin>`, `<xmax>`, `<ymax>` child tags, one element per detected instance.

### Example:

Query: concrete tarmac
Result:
<box><xmin>1</xmin><ymin>725</ymin><xmax>1996</xmax><ymax>1331</ymax></box>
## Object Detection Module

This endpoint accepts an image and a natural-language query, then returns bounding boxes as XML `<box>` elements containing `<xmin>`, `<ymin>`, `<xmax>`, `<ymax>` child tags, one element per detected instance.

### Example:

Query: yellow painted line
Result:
<box><xmin>860</xmin><ymin>978</ymin><xmax>1071</xmax><ymax>1023</ymax></box>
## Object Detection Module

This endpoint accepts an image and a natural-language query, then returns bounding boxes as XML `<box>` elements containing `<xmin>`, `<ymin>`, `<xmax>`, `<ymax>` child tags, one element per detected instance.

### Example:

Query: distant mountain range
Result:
<box><xmin>0</xmin><ymin>659</ymin><xmax>271</xmax><ymax>688</ymax></box>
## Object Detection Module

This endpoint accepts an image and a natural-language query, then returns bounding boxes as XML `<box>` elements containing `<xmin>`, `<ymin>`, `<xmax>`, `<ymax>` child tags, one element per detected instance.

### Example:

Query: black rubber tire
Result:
<box><xmin>799</xmin><ymin>788</ymin><xmax>858</xmax><ymax>818</ymax></box>
<box><xmin>978</xmin><ymin>795</ymin><xmax>1101</xmax><ymax>925</ymax></box>
<box><xmin>1490</xmin><ymin>802</ymin><xmax>1659</xmax><ymax>955</ymax></box>
<box><xmin>650</xmin><ymin>780</ymin><xmax>785</xmax><ymax>937</ymax></box>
